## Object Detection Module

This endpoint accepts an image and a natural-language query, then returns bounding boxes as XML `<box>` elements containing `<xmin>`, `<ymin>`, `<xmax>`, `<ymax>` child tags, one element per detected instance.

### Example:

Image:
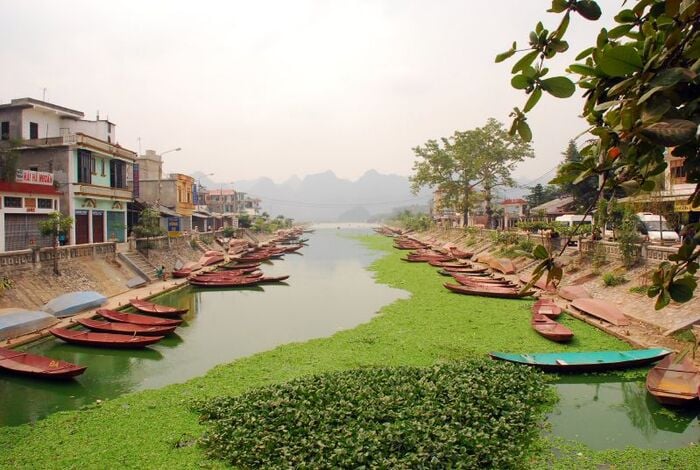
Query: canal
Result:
<box><xmin>0</xmin><ymin>227</ymin><xmax>697</xmax><ymax>450</ymax></box>
<box><xmin>0</xmin><ymin>226</ymin><xmax>408</xmax><ymax>427</ymax></box>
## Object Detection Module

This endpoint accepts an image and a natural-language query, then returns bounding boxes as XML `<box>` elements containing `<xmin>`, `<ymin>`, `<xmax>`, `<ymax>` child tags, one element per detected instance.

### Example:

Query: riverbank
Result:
<box><xmin>0</xmin><ymin>234</ymin><xmax>698</xmax><ymax>468</ymax></box>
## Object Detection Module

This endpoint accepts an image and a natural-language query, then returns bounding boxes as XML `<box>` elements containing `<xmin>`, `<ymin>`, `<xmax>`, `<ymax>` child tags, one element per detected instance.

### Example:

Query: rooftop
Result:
<box><xmin>0</xmin><ymin>97</ymin><xmax>84</xmax><ymax>119</ymax></box>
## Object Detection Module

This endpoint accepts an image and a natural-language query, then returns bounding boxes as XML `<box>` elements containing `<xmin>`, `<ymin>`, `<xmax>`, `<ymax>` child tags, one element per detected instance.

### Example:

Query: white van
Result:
<box><xmin>636</xmin><ymin>213</ymin><xmax>679</xmax><ymax>244</ymax></box>
<box><xmin>554</xmin><ymin>214</ymin><xmax>594</xmax><ymax>228</ymax></box>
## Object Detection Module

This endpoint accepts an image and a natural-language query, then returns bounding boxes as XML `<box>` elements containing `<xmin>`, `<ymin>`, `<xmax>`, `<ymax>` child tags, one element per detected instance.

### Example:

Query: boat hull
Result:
<box><xmin>50</xmin><ymin>327</ymin><xmax>163</xmax><ymax>349</ymax></box>
<box><xmin>0</xmin><ymin>347</ymin><xmax>86</xmax><ymax>379</ymax></box>
<box><xmin>97</xmin><ymin>309</ymin><xmax>182</xmax><ymax>327</ymax></box>
<box><xmin>490</xmin><ymin>348</ymin><xmax>671</xmax><ymax>372</ymax></box>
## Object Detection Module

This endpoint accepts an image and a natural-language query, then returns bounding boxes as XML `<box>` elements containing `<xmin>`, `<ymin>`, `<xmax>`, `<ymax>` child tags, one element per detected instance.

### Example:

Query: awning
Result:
<box><xmin>158</xmin><ymin>205</ymin><xmax>179</xmax><ymax>217</ymax></box>
<box><xmin>192</xmin><ymin>212</ymin><xmax>211</xmax><ymax>219</ymax></box>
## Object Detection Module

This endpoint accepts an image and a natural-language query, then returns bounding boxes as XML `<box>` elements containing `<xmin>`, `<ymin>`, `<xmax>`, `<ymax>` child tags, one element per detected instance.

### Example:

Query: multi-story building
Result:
<box><xmin>0</xmin><ymin>98</ymin><xmax>135</xmax><ymax>246</ymax></box>
<box><xmin>500</xmin><ymin>198</ymin><xmax>528</xmax><ymax>228</ymax></box>
<box><xmin>134</xmin><ymin>150</ymin><xmax>196</xmax><ymax>232</ymax></box>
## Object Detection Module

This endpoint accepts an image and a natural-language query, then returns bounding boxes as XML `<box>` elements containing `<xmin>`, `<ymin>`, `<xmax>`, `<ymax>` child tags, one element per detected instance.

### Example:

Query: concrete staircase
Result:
<box><xmin>118</xmin><ymin>251</ymin><xmax>159</xmax><ymax>282</ymax></box>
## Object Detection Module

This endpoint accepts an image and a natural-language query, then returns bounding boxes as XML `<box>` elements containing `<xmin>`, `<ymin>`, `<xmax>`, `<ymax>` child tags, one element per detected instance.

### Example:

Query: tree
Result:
<box><xmin>411</xmin><ymin>118</ymin><xmax>533</xmax><ymax>227</ymax></box>
<box><xmin>498</xmin><ymin>0</ymin><xmax>699</xmax><ymax>309</ymax></box>
<box><xmin>38</xmin><ymin>212</ymin><xmax>74</xmax><ymax>276</ymax></box>
<box><xmin>0</xmin><ymin>139</ymin><xmax>20</xmax><ymax>182</ymax></box>
<box><xmin>552</xmin><ymin>140</ymin><xmax>598</xmax><ymax>211</ymax></box>
<box><xmin>132</xmin><ymin>206</ymin><xmax>164</xmax><ymax>257</ymax></box>
<box><xmin>525</xmin><ymin>183</ymin><xmax>561</xmax><ymax>209</ymax></box>
<box><xmin>470</xmin><ymin>119</ymin><xmax>534</xmax><ymax>228</ymax></box>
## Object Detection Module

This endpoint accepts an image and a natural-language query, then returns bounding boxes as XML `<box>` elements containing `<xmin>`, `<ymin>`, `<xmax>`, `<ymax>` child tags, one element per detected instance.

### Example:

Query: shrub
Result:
<box><xmin>195</xmin><ymin>361</ymin><xmax>553</xmax><ymax>469</ymax></box>
<box><xmin>629</xmin><ymin>285</ymin><xmax>647</xmax><ymax>295</ymax></box>
<box><xmin>603</xmin><ymin>272</ymin><xmax>627</xmax><ymax>287</ymax></box>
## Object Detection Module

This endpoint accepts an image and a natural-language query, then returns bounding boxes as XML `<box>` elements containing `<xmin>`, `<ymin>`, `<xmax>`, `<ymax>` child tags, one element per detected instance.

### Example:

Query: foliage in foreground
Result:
<box><xmin>195</xmin><ymin>360</ymin><xmax>553</xmax><ymax>469</ymax></box>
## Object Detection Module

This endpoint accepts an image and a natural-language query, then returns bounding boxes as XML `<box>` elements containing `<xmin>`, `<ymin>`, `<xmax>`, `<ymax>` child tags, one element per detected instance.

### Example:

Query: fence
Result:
<box><xmin>134</xmin><ymin>230</ymin><xmax>220</xmax><ymax>253</ymax></box>
<box><xmin>0</xmin><ymin>242</ymin><xmax>117</xmax><ymax>273</ymax></box>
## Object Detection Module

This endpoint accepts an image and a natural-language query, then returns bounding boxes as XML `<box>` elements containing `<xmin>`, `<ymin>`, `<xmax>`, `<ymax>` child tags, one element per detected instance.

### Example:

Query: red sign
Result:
<box><xmin>16</xmin><ymin>169</ymin><xmax>54</xmax><ymax>185</ymax></box>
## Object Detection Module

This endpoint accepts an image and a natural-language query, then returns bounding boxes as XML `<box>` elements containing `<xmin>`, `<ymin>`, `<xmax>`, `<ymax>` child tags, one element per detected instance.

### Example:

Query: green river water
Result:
<box><xmin>0</xmin><ymin>227</ymin><xmax>697</xmax><ymax>450</ymax></box>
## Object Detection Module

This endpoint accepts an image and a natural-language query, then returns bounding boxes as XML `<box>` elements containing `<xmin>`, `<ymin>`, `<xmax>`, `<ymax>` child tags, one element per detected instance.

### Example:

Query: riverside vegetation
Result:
<box><xmin>0</xmin><ymin>234</ymin><xmax>698</xmax><ymax>468</ymax></box>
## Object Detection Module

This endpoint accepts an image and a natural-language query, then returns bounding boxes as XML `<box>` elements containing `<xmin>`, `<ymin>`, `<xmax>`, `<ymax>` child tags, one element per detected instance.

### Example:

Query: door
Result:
<box><xmin>92</xmin><ymin>211</ymin><xmax>104</xmax><ymax>243</ymax></box>
<box><xmin>75</xmin><ymin>211</ymin><xmax>89</xmax><ymax>244</ymax></box>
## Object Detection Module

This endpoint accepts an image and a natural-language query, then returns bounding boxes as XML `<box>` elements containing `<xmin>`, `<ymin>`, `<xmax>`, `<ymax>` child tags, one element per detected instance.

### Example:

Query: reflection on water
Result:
<box><xmin>549</xmin><ymin>374</ymin><xmax>700</xmax><ymax>449</ymax></box>
<box><xmin>0</xmin><ymin>228</ymin><xmax>408</xmax><ymax>426</ymax></box>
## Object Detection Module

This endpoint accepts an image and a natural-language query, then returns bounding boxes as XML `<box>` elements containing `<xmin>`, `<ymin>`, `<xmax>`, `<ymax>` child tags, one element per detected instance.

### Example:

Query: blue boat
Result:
<box><xmin>42</xmin><ymin>291</ymin><xmax>108</xmax><ymax>318</ymax></box>
<box><xmin>489</xmin><ymin>348</ymin><xmax>671</xmax><ymax>372</ymax></box>
<box><xmin>0</xmin><ymin>310</ymin><xmax>59</xmax><ymax>341</ymax></box>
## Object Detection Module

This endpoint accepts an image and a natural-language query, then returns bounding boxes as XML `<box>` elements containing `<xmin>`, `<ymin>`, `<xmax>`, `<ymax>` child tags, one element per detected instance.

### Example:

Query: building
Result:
<box><xmin>137</xmin><ymin>166</ymin><xmax>195</xmax><ymax>234</ymax></box>
<box><xmin>500</xmin><ymin>198</ymin><xmax>528</xmax><ymax>228</ymax></box>
<box><xmin>528</xmin><ymin>196</ymin><xmax>575</xmax><ymax>221</ymax></box>
<box><xmin>0</xmin><ymin>171</ymin><xmax>62</xmax><ymax>251</ymax></box>
<box><xmin>0</xmin><ymin>98</ymin><xmax>135</xmax><ymax>246</ymax></box>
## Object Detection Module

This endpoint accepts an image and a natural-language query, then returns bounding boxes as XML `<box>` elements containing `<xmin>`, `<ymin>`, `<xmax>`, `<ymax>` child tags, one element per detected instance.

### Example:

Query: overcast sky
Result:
<box><xmin>1</xmin><ymin>0</ymin><xmax>616</xmax><ymax>185</ymax></box>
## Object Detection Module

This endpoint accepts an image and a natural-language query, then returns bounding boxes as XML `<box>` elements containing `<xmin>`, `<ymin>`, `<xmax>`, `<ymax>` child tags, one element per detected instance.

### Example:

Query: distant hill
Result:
<box><xmin>193</xmin><ymin>170</ymin><xmax>432</xmax><ymax>222</ymax></box>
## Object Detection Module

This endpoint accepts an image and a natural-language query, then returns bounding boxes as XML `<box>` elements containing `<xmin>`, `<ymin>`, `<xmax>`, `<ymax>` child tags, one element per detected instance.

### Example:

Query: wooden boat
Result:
<box><xmin>97</xmin><ymin>309</ymin><xmax>182</xmax><ymax>327</ymax></box>
<box><xmin>531</xmin><ymin>313</ymin><xmax>573</xmax><ymax>342</ymax></box>
<box><xmin>489</xmin><ymin>348</ymin><xmax>672</xmax><ymax>372</ymax></box>
<box><xmin>438</xmin><ymin>269</ymin><xmax>489</xmax><ymax>277</ymax></box>
<box><xmin>558</xmin><ymin>285</ymin><xmax>591</xmax><ymax>301</ymax></box>
<box><xmin>171</xmin><ymin>267</ymin><xmax>192</xmax><ymax>278</ymax></box>
<box><xmin>42</xmin><ymin>291</ymin><xmax>108</xmax><ymax>318</ymax></box>
<box><xmin>255</xmin><ymin>275</ymin><xmax>290</xmax><ymax>283</ymax></box>
<box><xmin>77</xmin><ymin>318</ymin><xmax>176</xmax><ymax>336</ymax></box>
<box><xmin>532</xmin><ymin>299</ymin><xmax>562</xmax><ymax>318</ymax></box>
<box><xmin>443</xmin><ymin>266</ymin><xmax>489</xmax><ymax>274</ymax></box>
<box><xmin>280</xmin><ymin>244</ymin><xmax>303</xmax><ymax>253</ymax></box>
<box><xmin>646</xmin><ymin>353</ymin><xmax>700</xmax><ymax>406</ymax></box>
<box><xmin>189</xmin><ymin>279</ymin><xmax>261</xmax><ymax>287</ymax></box>
<box><xmin>428</xmin><ymin>260</ymin><xmax>471</xmax><ymax>268</ymax></box>
<box><xmin>194</xmin><ymin>270</ymin><xmax>263</xmax><ymax>279</ymax></box>
<box><xmin>50</xmin><ymin>327</ymin><xmax>163</xmax><ymax>349</ymax></box>
<box><xmin>489</xmin><ymin>258</ymin><xmax>516</xmax><ymax>275</ymax></box>
<box><xmin>451</xmin><ymin>273</ymin><xmax>516</xmax><ymax>287</ymax></box>
<box><xmin>444</xmin><ymin>283</ymin><xmax>535</xmax><ymax>299</ymax></box>
<box><xmin>571</xmin><ymin>298</ymin><xmax>630</xmax><ymax>326</ymax></box>
<box><xmin>519</xmin><ymin>274</ymin><xmax>557</xmax><ymax>293</ymax></box>
<box><xmin>0</xmin><ymin>346</ymin><xmax>86</xmax><ymax>379</ymax></box>
<box><xmin>220</xmin><ymin>262</ymin><xmax>261</xmax><ymax>270</ymax></box>
<box><xmin>448</xmin><ymin>247</ymin><xmax>473</xmax><ymax>259</ymax></box>
<box><xmin>129</xmin><ymin>299</ymin><xmax>188</xmax><ymax>317</ymax></box>
<box><xmin>200</xmin><ymin>254</ymin><xmax>225</xmax><ymax>266</ymax></box>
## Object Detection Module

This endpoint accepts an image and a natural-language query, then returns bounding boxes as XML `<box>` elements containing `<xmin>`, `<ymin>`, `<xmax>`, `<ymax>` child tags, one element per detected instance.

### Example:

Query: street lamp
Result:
<box><xmin>156</xmin><ymin>147</ymin><xmax>181</xmax><ymax>205</ymax></box>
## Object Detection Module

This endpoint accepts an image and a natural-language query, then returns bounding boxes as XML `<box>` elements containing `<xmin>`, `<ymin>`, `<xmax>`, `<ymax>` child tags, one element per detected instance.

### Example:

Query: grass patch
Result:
<box><xmin>1</xmin><ymin>233</ymin><xmax>697</xmax><ymax>469</ymax></box>
<box><xmin>196</xmin><ymin>361</ymin><xmax>554</xmax><ymax>468</ymax></box>
<box><xmin>629</xmin><ymin>285</ymin><xmax>648</xmax><ymax>295</ymax></box>
<box><xmin>602</xmin><ymin>271</ymin><xmax>628</xmax><ymax>287</ymax></box>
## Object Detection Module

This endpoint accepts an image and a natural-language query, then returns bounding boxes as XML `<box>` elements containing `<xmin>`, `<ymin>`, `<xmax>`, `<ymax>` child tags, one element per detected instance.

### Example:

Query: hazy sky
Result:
<box><xmin>1</xmin><ymin>1</ymin><xmax>615</xmax><ymax>185</ymax></box>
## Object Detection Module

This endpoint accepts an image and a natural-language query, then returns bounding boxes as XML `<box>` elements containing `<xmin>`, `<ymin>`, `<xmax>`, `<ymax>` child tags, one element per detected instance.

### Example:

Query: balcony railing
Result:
<box><xmin>73</xmin><ymin>183</ymin><xmax>132</xmax><ymax>200</ymax></box>
<box><xmin>20</xmin><ymin>133</ymin><xmax>136</xmax><ymax>161</ymax></box>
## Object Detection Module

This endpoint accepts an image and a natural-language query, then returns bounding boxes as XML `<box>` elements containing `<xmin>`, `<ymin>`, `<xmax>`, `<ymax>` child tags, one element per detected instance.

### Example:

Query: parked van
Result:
<box><xmin>554</xmin><ymin>214</ymin><xmax>594</xmax><ymax>228</ymax></box>
<box><xmin>603</xmin><ymin>213</ymin><xmax>679</xmax><ymax>244</ymax></box>
<box><xmin>636</xmin><ymin>213</ymin><xmax>679</xmax><ymax>244</ymax></box>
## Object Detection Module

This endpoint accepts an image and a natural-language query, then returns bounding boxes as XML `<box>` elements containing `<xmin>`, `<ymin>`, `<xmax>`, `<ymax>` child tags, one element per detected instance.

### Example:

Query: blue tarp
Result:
<box><xmin>42</xmin><ymin>291</ymin><xmax>107</xmax><ymax>318</ymax></box>
<box><xmin>0</xmin><ymin>310</ymin><xmax>58</xmax><ymax>340</ymax></box>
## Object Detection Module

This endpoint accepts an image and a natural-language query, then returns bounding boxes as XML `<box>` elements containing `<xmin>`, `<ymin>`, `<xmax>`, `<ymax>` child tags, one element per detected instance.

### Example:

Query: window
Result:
<box><xmin>38</xmin><ymin>198</ymin><xmax>53</xmax><ymax>209</ymax></box>
<box><xmin>110</xmin><ymin>159</ymin><xmax>126</xmax><ymax>188</ymax></box>
<box><xmin>77</xmin><ymin>149</ymin><xmax>93</xmax><ymax>184</ymax></box>
<box><xmin>101</xmin><ymin>159</ymin><xmax>105</xmax><ymax>176</ymax></box>
<box><xmin>1</xmin><ymin>121</ymin><xmax>9</xmax><ymax>140</ymax></box>
<box><xmin>4</xmin><ymin>197</ymin><xmax>22</xmax><ymax>208</ymax></box>
<box><xmin>29</xmin><ymin>122</ymin><xmax>39</xmax><ymax>139</ymax></box>
<box><xmin>29</xmin><ymin>166</ymin><xmax>39</xmax><ymax>172</ymax></box>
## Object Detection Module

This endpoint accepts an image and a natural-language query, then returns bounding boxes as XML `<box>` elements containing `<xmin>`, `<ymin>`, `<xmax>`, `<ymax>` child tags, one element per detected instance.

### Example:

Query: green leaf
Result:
<box><xmin>608</xmin><ymin>24</ymin><xmax>633</xmax><ymax>39</ymax></box>
<box><xmin>511</xmin><ymin>50</ymin><xmax>540</xmax><ymax>74</ymax></box>
<box><xmin>637</xmin><ymin>86</ymin><xmax>666</xmax><ymax>105</ymax></box>
<box><xmin>568</xmin><ymin>63</ymin><xmax>598</xmax><ymax>76</ymax></box>
<box><xmin>575</xmin><ymin>0</ymin><xmax>602</xmax><ymax>20</ymax></box>
<box><xmin>654</xmin><ymin>288</ymin><xmax>671</xmax><ymax>310</ymax></box>
<box><xmin>511</xmin><ymin>75</ymin><xmax>531</xmax><ymax>90</ymax></box>
<box><xmin>495</xmin><ymin>42</ymin><xmax>517</xmax><ymax>63</ymax></box>
<box><xmin>598</xmin><ymin>45</ymin><xmax>643</xmax><ymax>77</ymax></box>
<box><xmin>641</xmin><ymin>96</ymin><xmax>671</xmax><ymax>123</ymax></box>
<box><xmin>649</xmin><ymin>67</ymin><xmax>695</xmax><ymax>87</ymax></box>
<box><xmin>517</xmin><ymin>120</ymin><xmax>532</xmax><ymax>142</ymax></box>
<box><xmin>614</xmin><ymin>9</ymin><xmax>637</xmax><ymax>23</ymax></box>
<box><xmin>523</xmin><ymin>87</ymin><xmax>542</xmax><ymax>112</ymax></box>
<box><xmin>668</xmin><ymin>280</ymin><xmax>694</xmax><ymax>303</ymax></box>
<box><xmin>548</xmin><ymin>0</ymin><xmax>570</xmax><ymax>13</ymax></box>
<box><xmin>540</xmin><ymin>76</ymin><xmax>575</xmax><ymax>98</ymax></box>
<box><xmin>640</xmin><ymin>179</ymin><xmax>656</xmax><ymax>191</ymax></box>
<box><xmin>575</xmin><ymin>46</ymin><xmax>596</xmax><ymax>60</ymax></box>
<box><xmin>549</xmin><ymin>39</ymin><xmax>569</xmax><ymax>53</ymax></box>
<box><xmin>639</xmin><ymin>119</ymin><xmax>699</xmax><ymax>146</ymax></box>
<box><xmin>532</xmin><ymin>245</ymin><xmax>549</xmax><ymax>260</ymax></box>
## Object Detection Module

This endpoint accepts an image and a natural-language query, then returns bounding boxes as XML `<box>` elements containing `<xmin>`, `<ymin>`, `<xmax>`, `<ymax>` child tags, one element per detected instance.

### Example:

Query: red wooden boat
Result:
<box><xmin>444</xmin><ymin>283</ymin><xmax>536</xmax><ymax>299</ymax></box>
<box><xmin>443</xmin><ymin>266</ymin><xmax>489</xmax><ymax>274</ymax></box>
<box><xmin>489</xmin><ymin>258</ymin><xmax>516</xmax><ymax>274</ymax></box>
<box><xmin>429</xmin><ymin>260</ymin><xmax>472</xmax><ymax>268</ymax></box>
<box><xmin>77</xmin><ymin>318</ymin><xmax>176</xmax><ymax>336</ymax></box>
<box><xmin>532</xmin><ymin>299</ymin><xmax>562</xmax><ymax>318</ymax></box>
<box><xmin>220</xmin><ymin>262</ymin><xmax>261</xmax><ymax>270</ymax></box>
<box><xmin>531</xmin><ymin>313</ymin><xmax>574</xmax><ymax>342</ymax></box>
<box><xmin>448</xmin><ymin>247</ymin><xmax>473</xmax><ymax>259</ymax></box>
<box><xmin>571</xmin><ymin>298</ymin><xmax>630</xmax><ymax>326</ymax></box>
<box><xmin>200</xmin><ymin>254</ymin><xmax>225</xmax><ymax>266</ymax></box>
<box><xmin>255</xmin><ymin>275</ymin><xmax>290</xmax><ymax>283</ymax></box>
<box><xmin>281</xmin><ymin>244</ymin><xmax>303</xmax><ymax>253</ymax></box>
<box><xmin>97</xmin><ymin>309</ymin><xmax>182</xmax><ymax>327</ymax></box>
<box><xmin>558</xmin><ymin>285</ymin><xmax>591</xmax><ymax>301</ymax></box>
<box><xmin>520</xmin><ymin>274</ymin><xmax>557</xmax><ymax>293</ymax></box>
<box><xmin>189</xmin><ymin>277</ymin><xmax>262</xmax><ymax>287</ymax></box>
<box><xmin>129</xmin><ymin>298</ymin><xmax>188</xmax><ymax>317</ymax></box>
<box><xmin>50</xmin><ymin>327</ymin><xmax>163</xmax><ymax>349</ymax></box>
<box><xmin>0</xmin><ymin>346</ymin><xmax>86</xmax><ymax>379</ymax></box>
<box><xmin>646</xmin><ymin>353</ymin><xmax>700</xmax><ymax>406</ymax></box>
<box><xmin>451</xmin><ymin>273</ymin><xmax>516</xmax><ymax>287</ymax></box>
<box><xmin>197</xmin><ymin>270</ymin><xmax>263</xmax><ymax>278</ymax></box>
<box><xmin>172</xmin><ymin>268</ymin><xmax>192</xmax><ymax>278</ymax></box>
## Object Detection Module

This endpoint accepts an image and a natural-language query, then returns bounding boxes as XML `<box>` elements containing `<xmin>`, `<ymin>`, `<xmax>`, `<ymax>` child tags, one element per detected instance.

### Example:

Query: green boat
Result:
<box><xmin>489</xmin><ymin>348</ymin><xmax>671</xmax><ymax>372</ymax></box>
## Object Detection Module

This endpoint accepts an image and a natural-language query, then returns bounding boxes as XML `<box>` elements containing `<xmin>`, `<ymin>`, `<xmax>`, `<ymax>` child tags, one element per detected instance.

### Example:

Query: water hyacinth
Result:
<box><xmin>195</xmin><ymin>360</ymin><xmax>555</xmax><ymax>468</ymax></box>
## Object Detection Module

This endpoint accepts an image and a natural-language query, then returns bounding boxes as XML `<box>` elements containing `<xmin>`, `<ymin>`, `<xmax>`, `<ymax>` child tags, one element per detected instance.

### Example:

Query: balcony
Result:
<box><xmin>20</xmin><ymin>133</ymin><xmax>136</xmax><ymax>161</ymax></box>
<box><xmin>73</xmin><ymin>183</ymin><xmax>132</xmax><ymax>200</ymax></box>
